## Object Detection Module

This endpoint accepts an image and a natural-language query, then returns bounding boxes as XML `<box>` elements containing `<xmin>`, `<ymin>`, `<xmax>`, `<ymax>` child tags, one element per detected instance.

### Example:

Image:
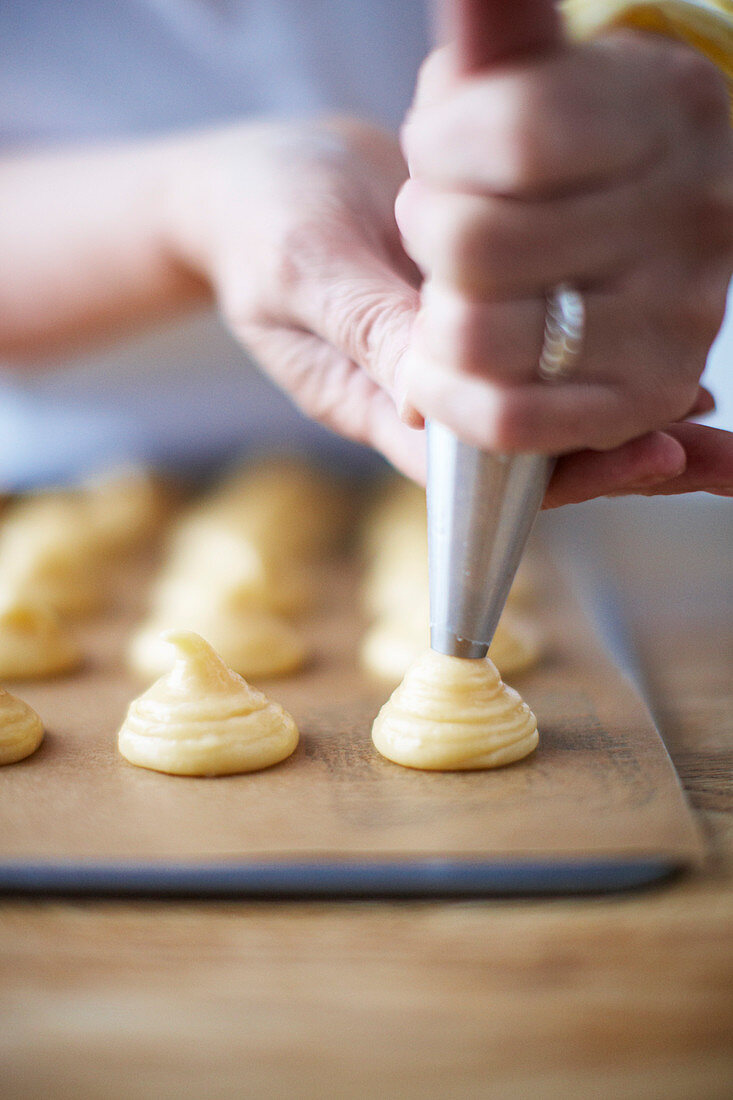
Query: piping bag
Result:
<box><xmin>427</xmin><ymin>0</ymin><xmax>562</xmax><ymax>659</ymax></box>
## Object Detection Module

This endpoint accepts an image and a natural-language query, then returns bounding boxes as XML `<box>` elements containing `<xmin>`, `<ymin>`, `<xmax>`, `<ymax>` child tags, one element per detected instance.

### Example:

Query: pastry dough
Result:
<box><xmin>372</xmin><ymin>648</ymin><xmax>538</xmax><ymax>771</ymax></box>
<box><xmin>128</xmin><ymin>594</ymin><xmax>306</xmax><ymax>681</ymax></box>
<box><xmin>361</xmin><ymin>616</ymin><xmax>428</xmax><ymax>684</ymax></box>
<box><xmin>210</xmin><ymin>457</ymin><xmax>352</xmax><ymax>559</ymax></box>
<box><xmin>363</xmin><ymin>526</ymin><xmax>428</xmax><ymax>620</ymax></box>
<box><xmin>362</xmin><ymin>477</ymin><xmax>427</xmax><ymax>563</ymax></box>
<box><xmin>159</xmin><ymin>519</ymin><xmax>310</xmax><ymax>616</ymax></box>
<box><xmin>0</xmin><ymin>597</ymin><xmax>81</xmax><ymax>679</ymax></box>
<box><xmin>489</xmin><ymin>616</ymin><xmax>540</xmax><ymax>677</ymax></box>
<box><xmin>83</xmin><ymin>467</ymin><xmax>172</xmax><ymax>553</ymax></box>
<box><xmin>118</xmin><ymin>630</ymin><xmax>299</xmax><ymax>776</ymax></box>
<box><xmin>0</xmin><ymin>686</ymin><xmax>44</xmax><ymax>765</ymax></box>
<box><xmin>0</xmin><ymin>493</ymin><xmax>104</xmax><ymax>615</ymax></box>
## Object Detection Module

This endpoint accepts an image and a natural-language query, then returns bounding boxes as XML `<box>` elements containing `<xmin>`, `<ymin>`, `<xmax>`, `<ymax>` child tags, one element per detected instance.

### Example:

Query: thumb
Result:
<box><xmin>288</xmin><ymin>233</ymin><xmax>421</xmax><ymax>422</ymax></box>
<box><xmin>441</xmin><ymin>0</ymin><xmax>563</xmax><ymax>73</ymax></box>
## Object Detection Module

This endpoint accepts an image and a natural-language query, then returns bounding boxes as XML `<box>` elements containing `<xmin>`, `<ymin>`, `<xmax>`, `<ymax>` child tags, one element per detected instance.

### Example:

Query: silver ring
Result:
<box><xmin>538</xmin><ymin>282</ymin><xmax>585</xmax><ymax>382</ymax></box>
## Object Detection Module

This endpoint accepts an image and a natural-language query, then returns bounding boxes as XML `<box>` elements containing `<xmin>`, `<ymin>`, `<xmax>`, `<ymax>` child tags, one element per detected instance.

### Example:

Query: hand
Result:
<box><xmin>168</xmin><ymin>99</ymin><xmax>733</xmax><ymax>503</ymax></box>
<box><xmin>395</xmin><ymin>23</ymin><xmax>733</xmax><ymax>501</ymax></box>
<box><xmin>169</xmin><ymin>118</ymin><xmax>424</xmax><ymax>479</ymax></box>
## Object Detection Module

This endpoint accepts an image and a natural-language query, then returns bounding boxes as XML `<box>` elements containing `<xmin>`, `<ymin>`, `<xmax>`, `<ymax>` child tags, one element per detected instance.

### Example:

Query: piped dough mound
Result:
<box><xmin>0</xmin><ymin>687</ymin><xmax>44</xmax><ymax>765</ymax></box>
<box><xmin>0</xmin><ymin>494</ymin><xmax>105</xmax><ymax>615</ymax></box>
<box><xmin>372</xmin><ymin>648</ymin><xmax>538</xmax><ymax>771</ymax></box>
<box><xmin>487</xmin><ymin>617</ymin><xmax>540</xmax><ymax>678</ymax></box>
<box><xmin>361</xmin><ymin>617</ymin><xmax>428</xmax><ymax>684</ymax></box>
<box><xmin>210</xmin><ymin>457</ymin><xmax>352</xmax><ymax>559</ymax></box>
<box><xmin>156</xmin><ymin>521</ymin><xmax>310</xmax><ymax>617</ymax></box>
<box><xmin>0</xmin><ymin>598</ymin><xmax>81</xmax><ymax>679</ymax></box>
<box><xmin>83</xmin><ymin>467</ymin><xmax>172</xmax><ymax>553</ymax></box>
<box><xmin>118</xmin><ymin>630</ymin><xmax>299</xmax><ymax>776</ymax></box>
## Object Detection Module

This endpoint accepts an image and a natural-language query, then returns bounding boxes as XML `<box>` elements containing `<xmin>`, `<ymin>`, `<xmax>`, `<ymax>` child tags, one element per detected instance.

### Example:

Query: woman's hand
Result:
<box><xmin>168</xmin><ymin>108</ymin><xmax>733</xmax><ymax>504</ymax></box>
<box><xmin>394</xmin><ymin>28</ymin><xmax>733</xmax><ymax>499</ymax></box>
<box><xmin>6</xmin><ymin>74</ymin><xmax>728</xmax><ymax>502</ymax></box>
<box><xmin>169</xmin><ymin>118</ymin><xmax>426</xmax><ymax>479</ymax></box>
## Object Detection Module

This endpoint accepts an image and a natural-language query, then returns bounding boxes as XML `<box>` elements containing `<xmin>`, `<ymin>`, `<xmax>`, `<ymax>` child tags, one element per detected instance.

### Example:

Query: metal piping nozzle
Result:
<box><xmin>427</xmin><ymin>420</ymin><xmax>552</xmax><ymax>659</ymax></box>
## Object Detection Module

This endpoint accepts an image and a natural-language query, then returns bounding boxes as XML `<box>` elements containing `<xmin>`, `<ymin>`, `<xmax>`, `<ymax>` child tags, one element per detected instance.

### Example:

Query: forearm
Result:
<box><xmin>0</xmin><ymin>138</ymin><xmax>209</xmax><ymax>364</ymax></box>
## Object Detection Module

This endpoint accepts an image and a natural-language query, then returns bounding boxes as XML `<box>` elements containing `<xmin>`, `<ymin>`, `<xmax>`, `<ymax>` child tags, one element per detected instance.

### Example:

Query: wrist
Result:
<box><xmin>155</xmin><ymin>129</ymin><xmax>221</xmax><ymax>292</ymax></box>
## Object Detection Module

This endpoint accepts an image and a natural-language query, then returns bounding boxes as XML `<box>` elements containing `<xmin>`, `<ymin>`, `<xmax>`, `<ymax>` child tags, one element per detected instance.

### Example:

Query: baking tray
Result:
<box><xmin>0</xmin><ymin>536</ymin><xmax>703</xmax><ymax>897</ymax></box>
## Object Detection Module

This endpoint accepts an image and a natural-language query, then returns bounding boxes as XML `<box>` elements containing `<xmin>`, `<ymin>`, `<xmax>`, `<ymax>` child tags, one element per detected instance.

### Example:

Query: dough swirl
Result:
<box><xmin>118</xmin><ymin>631</ymin><xmax>299</xmax><ymax>776</ymax></box>
<box><xmin>372</xmin><ymin>648</ymin><xmax>538</xmax><ymax>771</ymax></box>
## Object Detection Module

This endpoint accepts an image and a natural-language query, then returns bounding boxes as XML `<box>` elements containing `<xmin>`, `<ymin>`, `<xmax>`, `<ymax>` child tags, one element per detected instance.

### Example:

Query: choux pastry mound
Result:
<box><xmin>0</xmin><ymin>597</ymin><xmax>82</xmax><ymax>679</ymax></box>
<box><xmin>157</xmin><ymin>521</ymin><xmax>310</xmax><ymax>617</ymax></box>
<box><xmin>211</xmin><ymin>457</ymin><xmax>352</xmax><ymax>559</ymax></box>
<box><xmin>0</xmin><ymin>544</ymin><xmax>103</xmax><ymax>618</ymax></box>
<box><xmin>1</xmin><ymin>490</ymin><xmax>98</xmax><ymax>554</ymax></box>
<box><xmin>128</xmin><ymin>595</ymin><xmax>307</xmax><ymax>682</ymax></box>
<box><xmin>372</xmin><ymin>648</ymin><xmax>538</xmax><ymax>771</ymax></box>
<box><xmin>362</xmin><ymin>538</ymin><xmax>428</xmax><ymax>621</ymax></box>
<box><xmin>83</xmin><ymin>467</ymin><xmax>172</xmax><ymax>553</ymax></box>
<box><xmin>0</xmin><ymin>494</ymin><xmax>104</xmax><ymax>615</ymax></box>
<box><xmin>118</xmin><ymin>630</ymin><xmax>299</xmax><ymax>776</ymax></box>
<box><xmin>362</xmin><ymin>477</ymin><xmax>426</xmax><ymax>562</ymax></box>
<box><xmin>0</xmin><ymin>687</ymin><xmax>44</xmax><ymax>765</ymax></box>
<box><xmin>361</xmin><ymin>617</ymin><xmax>428</xmax><ymax>685</ymax></box>
<box><xmin>488</xmin><ymin>616</ymin><xmax>541</xmax><ymax>677</ymax></box>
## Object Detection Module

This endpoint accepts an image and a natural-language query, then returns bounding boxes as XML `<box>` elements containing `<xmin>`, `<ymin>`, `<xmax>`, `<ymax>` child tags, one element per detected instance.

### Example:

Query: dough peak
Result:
<box><xmin>118</xmin><ymin>631</ymin><xmax>299</xmax><ymax>776</ymax></box>
<box><xmin>127</xmin><ymin>600</ymin><xmax>306</xmax><ymax>682</ymax></box>
<box><xmin>160</xmin><ymin>629</ymin><xmax>253</xmax><ymax>697</ymax></box>
<box><xmin>372</xmin><ymin>648</ymin><xmax>538</xmax><ymax>771</ymax></box>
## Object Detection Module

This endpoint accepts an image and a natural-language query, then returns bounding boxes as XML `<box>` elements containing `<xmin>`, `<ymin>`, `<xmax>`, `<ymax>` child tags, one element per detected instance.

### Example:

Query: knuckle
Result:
<box><xmin>664</xmin><ymin>43</ymin><xmax>730</xmax><ymax>127</ymax></box>
<box><xmin>412</xmin><ymin>47</ymin><xmax>454</xmax><ymax>110</ymax></box>
<box><xmin>486</xmin><ymin>391</ymin><xmax>533</xmax><ymax>452</ymax></box>
<box><xmin>666</xmin><ymin>378</ymin><xmax>702</xmax><ymax>423</ymax></box>
<box><xmin>493</xmin><ymin>107</ymin><xmax>548</xmax><ymax>193</ymax></box>
<box><xmin>669</xmin><ymin>276</ymin><xmax>728</xmax><ymax>346</ymax></box>
<box><xmin>332</xmin><ymin>288</ymin><xmax>390</xmax><ymax>376</ymax></box>
<box><xmin>691</xmin><ymin>279</ymin><xmax>729</xmax><ymax>342</ymax></box>
<box><xmin>440</xmin><ymin>206</ymin><xmax>496</xmax><ymax>289</ymax></box>
<box><xmin>492</xmin><ymin>76</ymin><xmax>597</xmax><ymax>193</ymax></box>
